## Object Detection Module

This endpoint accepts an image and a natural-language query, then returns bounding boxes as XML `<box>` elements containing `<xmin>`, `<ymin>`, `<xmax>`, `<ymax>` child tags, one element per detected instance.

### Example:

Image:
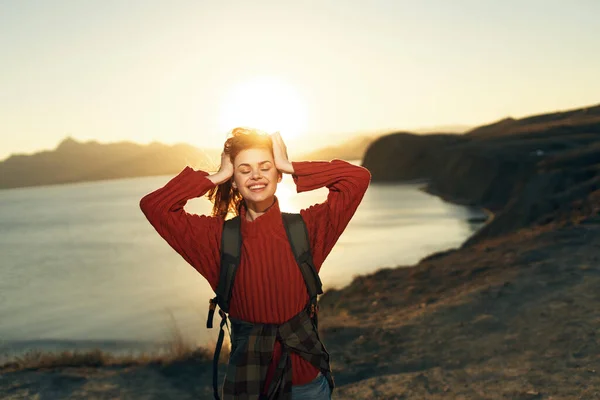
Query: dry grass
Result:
<box><xmin>0</xmin><ymin>309</ymin><xmax>228</xmax><ymax>372</ymax></box>
<box><xmin>0</xmin><ymin>346</ymin><xmax>215</xmax><ymax>371</ymax></box>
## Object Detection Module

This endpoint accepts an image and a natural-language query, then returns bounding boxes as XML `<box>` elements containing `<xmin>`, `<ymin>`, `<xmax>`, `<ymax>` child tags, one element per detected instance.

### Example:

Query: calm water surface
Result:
<box><xmin>0</xmin><ymin>171</ymin><xmax>485</xmax><ymax>358</ymax></box>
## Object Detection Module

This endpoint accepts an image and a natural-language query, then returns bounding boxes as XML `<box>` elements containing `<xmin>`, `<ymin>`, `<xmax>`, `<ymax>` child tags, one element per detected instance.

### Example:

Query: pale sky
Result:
<box><xmin>1</xmin><ymin>0</ymin><xmax>599</xmax><ymax>161</ymax></box>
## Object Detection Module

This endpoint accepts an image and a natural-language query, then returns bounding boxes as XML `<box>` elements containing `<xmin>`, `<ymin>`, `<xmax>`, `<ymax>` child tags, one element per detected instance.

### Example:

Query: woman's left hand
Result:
<box><xmin>271</xmin><ymin>132</ymin><xmax>295</xmax><ymax>174</ymax></box>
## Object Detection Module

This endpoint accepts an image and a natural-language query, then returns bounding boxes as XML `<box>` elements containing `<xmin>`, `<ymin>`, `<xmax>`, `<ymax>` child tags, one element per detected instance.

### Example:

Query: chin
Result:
<box><xmin>242</xmin><ymin>189</ymin><xmax>276</xmax><ymax>203</ymax></box>
<box><xmin>249</xmin><ymin>192</ymin><xmax>275</xmax><ymax>202</ymax></box>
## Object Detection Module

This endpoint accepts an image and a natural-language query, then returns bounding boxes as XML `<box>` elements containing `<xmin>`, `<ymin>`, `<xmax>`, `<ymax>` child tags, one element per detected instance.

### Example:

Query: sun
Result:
<box><xmin>218</xmin><ymin>76</ymin><xmax>307</xmax><ymax>141</ymax></box>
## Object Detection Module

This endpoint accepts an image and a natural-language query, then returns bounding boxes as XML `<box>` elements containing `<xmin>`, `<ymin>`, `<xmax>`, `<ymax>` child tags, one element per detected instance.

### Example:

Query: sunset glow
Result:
<box><xmin>218</xmin><ymin>76</ymin><xmax>308</xmax><ymax>141</ymax></box>
<box><xmin>1</xmin><ymin>1</ymin><xmax>600</xmax><ymax>160</ymax></box>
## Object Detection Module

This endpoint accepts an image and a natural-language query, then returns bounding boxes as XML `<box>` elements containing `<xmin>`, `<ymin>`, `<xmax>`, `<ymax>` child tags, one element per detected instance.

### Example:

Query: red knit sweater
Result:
<box><xmin>139</xmin><ymin>159</ymin><xmax>371</xmax><ymax>386</ymax></box>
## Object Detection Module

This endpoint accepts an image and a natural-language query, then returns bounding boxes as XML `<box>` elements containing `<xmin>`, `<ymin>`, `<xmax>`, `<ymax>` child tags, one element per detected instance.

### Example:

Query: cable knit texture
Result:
<box><xmin>139</xmin><ymin>159</ymin><xmax>371</xmax><ymax>386</ymax></box>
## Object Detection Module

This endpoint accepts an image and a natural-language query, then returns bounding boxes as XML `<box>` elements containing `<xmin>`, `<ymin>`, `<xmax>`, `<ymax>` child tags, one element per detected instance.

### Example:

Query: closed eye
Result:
<box><xmin>239</xmin><ymin>168</ymin><xmax>270</xmax><ymax>174</ymax></box>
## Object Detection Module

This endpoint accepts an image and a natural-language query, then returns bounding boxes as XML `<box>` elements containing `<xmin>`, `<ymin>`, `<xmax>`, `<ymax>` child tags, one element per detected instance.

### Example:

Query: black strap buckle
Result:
<box><xmin>207</xmin><ymin>297</ymin><xmax>218</xmax><ymax>329</ymax></box>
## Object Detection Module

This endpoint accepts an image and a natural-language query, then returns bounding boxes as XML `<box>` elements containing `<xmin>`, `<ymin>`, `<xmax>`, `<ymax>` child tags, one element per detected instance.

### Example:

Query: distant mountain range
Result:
<box><xmin>0</xmin><ymin>133</ymin><xmax>382</xmax><ymax>190</ymax></box>
<box><xmin>2</xmin><ymin>105</ymin><xmax>597</xmax><ymax>190</ymax></box>
<box><xmin>0</xmin><ymin>138</ymin><xmax>222</xmax><ymax>190</ymax></box>
<box><xmin>298</xmin><ymin>135</ymin><xmax>381</xmax><ymax>161</ymax></box>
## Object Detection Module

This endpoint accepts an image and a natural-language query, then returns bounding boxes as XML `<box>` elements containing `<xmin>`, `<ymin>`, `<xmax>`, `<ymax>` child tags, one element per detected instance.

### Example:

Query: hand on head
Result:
<box><xmin>218</xmin><ymin>150</ymin><xmax>234</xmax><ymax>179</ymax></box>
<box><xmin>209</xmin><ymin>130</ymin><xmax>293</xmax><ymax>187</ymax></box>
<box><xmin>270</xmin><ymin>132</ymin><xmax>294</xmax><ymax>174</ymax></box>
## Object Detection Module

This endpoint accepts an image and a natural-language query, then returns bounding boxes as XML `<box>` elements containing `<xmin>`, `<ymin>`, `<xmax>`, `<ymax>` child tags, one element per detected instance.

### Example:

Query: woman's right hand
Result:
<box><xmin>207</xmin><ymin>151</ymin><xmax>234</xmax><ymax>185</ymax></box>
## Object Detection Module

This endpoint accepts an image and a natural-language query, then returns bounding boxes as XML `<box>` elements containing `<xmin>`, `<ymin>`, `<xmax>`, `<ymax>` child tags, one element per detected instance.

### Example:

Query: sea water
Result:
<box><xmin>0</xmin><ymin>171</ymin><xmax>485</xmax><ymax>358</ymax></box>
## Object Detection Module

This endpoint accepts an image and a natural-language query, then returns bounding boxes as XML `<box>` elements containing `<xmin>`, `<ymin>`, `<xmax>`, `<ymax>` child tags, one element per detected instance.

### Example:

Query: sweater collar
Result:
<box><xmin>240</xmin><ymin>197</ymin><xmax>283</xmax><ymax>237</ymax></box>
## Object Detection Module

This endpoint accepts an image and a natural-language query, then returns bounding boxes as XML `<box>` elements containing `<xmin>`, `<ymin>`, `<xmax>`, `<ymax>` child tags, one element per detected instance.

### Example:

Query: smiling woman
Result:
<box><xmin>140</xmin><ymin>126</ymin><xmax>371</xmax><ymax>399</ymax></box>
<box><xmin>218</xmin><ymin>76</ymin><xmax>308</xmax><ymax>141</ymax></box>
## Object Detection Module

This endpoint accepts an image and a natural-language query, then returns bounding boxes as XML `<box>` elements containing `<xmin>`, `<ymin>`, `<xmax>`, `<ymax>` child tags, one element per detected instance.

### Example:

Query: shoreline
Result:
<box><xmin>420</xmin><ymin>184</ymin><xmax>496</xmax><ymax>239</ymax></box>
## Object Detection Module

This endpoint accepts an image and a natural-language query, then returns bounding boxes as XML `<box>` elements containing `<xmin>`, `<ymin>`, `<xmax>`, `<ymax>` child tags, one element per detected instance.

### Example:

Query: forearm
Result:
<box><xmin>291</xmin><ymin>159</ymin><xmax>371</xmax><ymax>194</ymax></box>
<box><xmin>294</xmin><ymin>159</ymin><xmax>371</xmax><ymax>269</ymax></box>
<box><xmin>140</xmin><ymin>166</ymin><xmax>215</xmax><ymax>220</ymax></box>
<box><xmin>139</xmin><ymin>166</ymin><xmax>222</xmax><ymax>288</ymax></box>
<box><xmin>206</xmin><ymin>170</ymin><xmax>233</xmax><ymax>185</ymax></box>
<box><xmin>278</xmin><ymin>161</ymin><xmax>295</xmax><ymax>175</ymax></box>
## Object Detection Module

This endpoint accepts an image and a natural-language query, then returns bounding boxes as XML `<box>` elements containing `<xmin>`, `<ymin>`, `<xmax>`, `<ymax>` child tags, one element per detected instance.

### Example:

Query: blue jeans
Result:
<box><xmin>291</xmin><ymin>373</ymin><xmax>332</xmax><ymax>400</ymax></box>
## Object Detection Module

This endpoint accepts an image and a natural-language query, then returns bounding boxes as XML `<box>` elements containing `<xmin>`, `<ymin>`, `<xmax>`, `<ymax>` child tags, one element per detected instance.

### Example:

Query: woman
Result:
<box><xmin>139</xmin><ymin>128</ymin><xmax>371</xmax><ymax>399</ymax></box>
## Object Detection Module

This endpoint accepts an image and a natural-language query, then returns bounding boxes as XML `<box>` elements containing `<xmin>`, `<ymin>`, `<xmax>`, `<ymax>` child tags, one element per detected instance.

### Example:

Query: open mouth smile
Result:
<box><xmin>248</xmin><ymin>184</ymin><xmax>267</xmax><ymax>192</ymax></box>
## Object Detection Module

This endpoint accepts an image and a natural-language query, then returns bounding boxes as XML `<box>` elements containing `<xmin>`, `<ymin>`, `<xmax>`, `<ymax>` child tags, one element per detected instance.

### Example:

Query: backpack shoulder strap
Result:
<box><xmin>207</xmin><ymin>215</ymin><xmax>242</xmax><ymax>329</ymax></box>
<box><xmin>281</xmin><ymin>212</ymin><xmax>323</xmax><ymax>302</ymax></box>
<box><xmin>207</xmin><ymin>216</ymin><xmax>241</xmax><ymax>400</ymax></box>
<box><xmin>216</xmin><ymin>215</ymin><xmax>242</xmax><ymax>312</ymax></box>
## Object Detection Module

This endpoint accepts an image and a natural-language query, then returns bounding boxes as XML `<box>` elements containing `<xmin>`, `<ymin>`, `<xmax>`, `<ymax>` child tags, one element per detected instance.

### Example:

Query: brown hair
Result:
<box><xmin>207</xmin><ymin>127</ymin><xmax>274</xmax><ymax>219</ymax></box>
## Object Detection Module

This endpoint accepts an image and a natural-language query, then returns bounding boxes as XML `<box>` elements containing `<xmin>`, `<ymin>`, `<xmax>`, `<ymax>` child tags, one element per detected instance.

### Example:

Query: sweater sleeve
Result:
<box><xmin>139</xmin><ymin>166</ymin><xmax>223</xmax><ymax>289</ymax></box>
<box><xmin>292</xmin><ymin>159</ymin><xmax>371</xmax><ymax>272</ymax></box>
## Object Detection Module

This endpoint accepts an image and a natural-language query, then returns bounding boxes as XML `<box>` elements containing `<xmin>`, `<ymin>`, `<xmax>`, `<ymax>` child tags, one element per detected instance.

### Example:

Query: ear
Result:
<box><xmin>277</xmin><ymin>172</ymin><xmax>282</xmax><ymax>183</ymax></box>
<box><xmin>231</xmin><ymin>180</ymin><xmax>237</xmax><ymax>189</ymax></box>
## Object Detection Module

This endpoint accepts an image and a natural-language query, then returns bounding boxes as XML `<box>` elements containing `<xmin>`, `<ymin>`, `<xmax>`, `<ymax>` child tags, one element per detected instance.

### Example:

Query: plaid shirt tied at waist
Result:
<box><xmin>221</xmin><ymin>307</ymin><xmax>334</xmax><ymax>400</ymax></box>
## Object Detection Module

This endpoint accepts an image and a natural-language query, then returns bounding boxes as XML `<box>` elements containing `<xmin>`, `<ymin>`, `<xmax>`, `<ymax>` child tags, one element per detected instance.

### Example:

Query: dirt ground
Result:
<box><xmin>319</xmin><ymin>221</ymin><xmax>600</xmax><ymax>399</ymax></box>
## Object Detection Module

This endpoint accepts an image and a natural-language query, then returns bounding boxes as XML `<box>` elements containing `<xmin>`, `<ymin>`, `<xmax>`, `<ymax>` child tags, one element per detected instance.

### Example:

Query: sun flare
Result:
<box><xmin>218</xmin><ymin>76</ymin><xmax>307</xmax><ymax>141</ymax></box>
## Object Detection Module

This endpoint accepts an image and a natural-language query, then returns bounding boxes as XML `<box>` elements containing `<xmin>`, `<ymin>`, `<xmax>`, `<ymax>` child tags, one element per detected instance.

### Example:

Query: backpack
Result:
<box><xmin>205</xmin><ymin>212</ymin><xmax>324</xmax><ymax>400</ymax></box>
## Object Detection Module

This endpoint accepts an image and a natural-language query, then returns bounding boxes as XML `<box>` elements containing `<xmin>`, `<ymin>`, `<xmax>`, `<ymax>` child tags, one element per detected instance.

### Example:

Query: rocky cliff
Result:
<box><xmin>363</xmin><ymin>103</ymin><xmax>600</xmax><ymax>243</ymax></box>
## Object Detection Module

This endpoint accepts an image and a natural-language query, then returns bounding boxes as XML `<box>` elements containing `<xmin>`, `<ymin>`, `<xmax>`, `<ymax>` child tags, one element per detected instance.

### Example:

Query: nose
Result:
<box><xmin>251</xmin><ymin>169</ymin><xmax>262</xmax><ymax>179</ymax></box>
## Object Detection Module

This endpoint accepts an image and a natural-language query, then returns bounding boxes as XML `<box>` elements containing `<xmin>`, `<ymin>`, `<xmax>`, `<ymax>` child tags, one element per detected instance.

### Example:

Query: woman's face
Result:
<box><xmin>232</xmin><ymin>147</ymin><xmax>282</xmax><ymax>206</ymax></box>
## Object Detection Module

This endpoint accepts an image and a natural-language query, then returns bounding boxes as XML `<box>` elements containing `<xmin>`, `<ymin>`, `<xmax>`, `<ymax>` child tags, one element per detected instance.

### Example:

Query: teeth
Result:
<box><xmin>249</xmin><ymin>185</ymin><xmax>266</xmax><ymax>189</ymax></box>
